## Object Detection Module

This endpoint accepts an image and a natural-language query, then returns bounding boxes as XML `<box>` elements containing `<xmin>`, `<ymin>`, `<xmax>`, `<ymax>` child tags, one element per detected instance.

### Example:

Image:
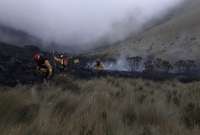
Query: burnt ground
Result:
<box><xmin>1</xmin><ymin>42</ymin><xmax>200</xmax><ymax>86</ymax></box>
<box><xmin>0</xmin><ymin>42</ymin><xmax>41</xmax><ymax>86</ymax></box>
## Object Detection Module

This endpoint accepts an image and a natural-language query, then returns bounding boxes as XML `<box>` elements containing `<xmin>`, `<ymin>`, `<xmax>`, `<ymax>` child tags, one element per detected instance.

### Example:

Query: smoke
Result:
<box><xmin>104</xmin><ymin>57</ymin><xmax>131</xmax><ymax>71</ymax></box>
<box><xmin>88</xmin><ymin>55</ymin><xmax>132</xmax><ymax>71</ymax></box>
<box><xmin>0</xmin><ymin>0</ymin><xmax>185</xmax><ymax>51</ymax></box>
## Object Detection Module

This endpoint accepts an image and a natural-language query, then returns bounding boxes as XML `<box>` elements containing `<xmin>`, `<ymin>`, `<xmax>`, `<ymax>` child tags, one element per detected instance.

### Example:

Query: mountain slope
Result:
<box><xmin>0</xmin><ymin>25</ymin><xmax>42</xmax><ymax>47</ymax></box>
<box><xmin>96</xmin><ymin>1</ymin><xmax>200</xmax><ymax>61</ymax></box>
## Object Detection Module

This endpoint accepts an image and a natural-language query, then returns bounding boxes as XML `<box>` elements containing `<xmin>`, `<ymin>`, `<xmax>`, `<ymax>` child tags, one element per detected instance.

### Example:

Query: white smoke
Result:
<box><xmin>87</xmin><ymin>55</ymin><xmax>146</xmax><ymax>72</ymax></box>
<box><xmin>104</xmin><ymin>56</ymin><xmax>130</xmax><ymax>71</ymax></box>
<box><xmin>0</xmin><ymin>0</ymin><xmax>186</xmax><ymax>50</ymax></box>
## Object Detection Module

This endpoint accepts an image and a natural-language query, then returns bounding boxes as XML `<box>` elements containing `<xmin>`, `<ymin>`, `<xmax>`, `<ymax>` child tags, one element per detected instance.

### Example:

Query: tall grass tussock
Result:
<box><xmin>0</xmin><ymin>75</ymin><xmax>200</xmax><ymax>135</ymax></box>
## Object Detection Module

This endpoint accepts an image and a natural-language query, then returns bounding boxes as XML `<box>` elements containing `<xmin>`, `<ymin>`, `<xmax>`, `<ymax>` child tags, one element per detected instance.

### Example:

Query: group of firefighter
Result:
<box><xmin>33</xmin><ymin>52</ymin><xmax>104</xmax><ymax>79</ymax></box>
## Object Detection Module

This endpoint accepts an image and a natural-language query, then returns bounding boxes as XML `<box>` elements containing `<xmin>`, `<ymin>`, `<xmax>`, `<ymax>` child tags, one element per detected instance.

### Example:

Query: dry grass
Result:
<box><xmin>0</xmin><ymin>75</ymin><xmax>200</xmax><ymax>135</ymax></box>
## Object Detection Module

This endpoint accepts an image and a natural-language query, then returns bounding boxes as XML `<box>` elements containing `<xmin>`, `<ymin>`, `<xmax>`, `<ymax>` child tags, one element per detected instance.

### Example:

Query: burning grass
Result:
<box><xmin>0</xmin><ymin>76</ymin><xmax>200</xmax><ymax>135</ymax></box>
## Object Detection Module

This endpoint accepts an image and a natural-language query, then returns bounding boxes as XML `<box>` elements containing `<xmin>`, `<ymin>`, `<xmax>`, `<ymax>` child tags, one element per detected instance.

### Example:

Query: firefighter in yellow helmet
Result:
<box><xmin>54</xmin><ymin>54</ymin><xmax>68</xmax><ymax>72</ymax></box>
<box><xmin>73</xmin><ymin>58</ymin><xmax>80</xmax><ymax>65</ymax></box>
<box><xmin>33</xmin><ymin>53</ymin><xmax>53</xmax><ymax>79</ymax></box>
<box><xmin>95</xmin><ymin>59</ymin><xmax>104</xmax><ymax>71</ymax></box>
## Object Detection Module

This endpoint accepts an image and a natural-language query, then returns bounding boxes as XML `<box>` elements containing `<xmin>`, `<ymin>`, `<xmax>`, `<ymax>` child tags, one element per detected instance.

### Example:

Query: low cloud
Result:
<box><xmin>0</xmin><ymin>0</ymin><xmax>185</xmax><ymax>51</ymax></box>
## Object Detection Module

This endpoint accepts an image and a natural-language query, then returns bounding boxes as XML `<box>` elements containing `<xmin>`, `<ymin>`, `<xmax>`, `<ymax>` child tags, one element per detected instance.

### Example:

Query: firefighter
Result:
<box><xmin>54</xmin><ymin>54</ymin><xmax>68</xmax><ymax>72</ymax></box>
<box><xmin>67</xmin><ymin>57</ymin><xmax>80</xmax><ymax>70</ymax></box>
<box><xmin>95</xmin><ymin>59</ymin><xmax>104</xmax><ymax>71</ymax></box>
<box><xmin>33</xmin><ymin>53</ymin><xmax>53</xmax><ymax>79</ymax></box>
<box><xmin>73</xmin><ymin>58</ymin><xmax>80</xmax><ymax>65</ymax></box>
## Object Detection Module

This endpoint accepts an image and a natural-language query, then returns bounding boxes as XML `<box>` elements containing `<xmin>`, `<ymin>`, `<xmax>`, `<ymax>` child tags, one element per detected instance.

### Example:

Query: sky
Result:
<box><xmin>0</xmin><ymin>0</ymin><xmax>186</xmax><ymax>50</ymax></box>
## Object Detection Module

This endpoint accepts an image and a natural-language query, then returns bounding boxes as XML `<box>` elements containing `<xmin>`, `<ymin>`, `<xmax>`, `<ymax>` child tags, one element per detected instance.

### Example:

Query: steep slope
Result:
<box><xmin>96</xmin><ymin>1</ymin><xmax>200</xmax><ymax>61</ymax></box>
<box><xmin>0</xmin><ymin>25</ymin><xmax>42</xmax><ymax>47</ymax></box>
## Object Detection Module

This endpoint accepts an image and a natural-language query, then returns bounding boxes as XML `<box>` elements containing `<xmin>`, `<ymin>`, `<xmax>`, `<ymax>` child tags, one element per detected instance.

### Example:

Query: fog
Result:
<box><xmin>0</xmin><ymin>0</ymin><xmax>185</xmax><ymax>51</ymax></box>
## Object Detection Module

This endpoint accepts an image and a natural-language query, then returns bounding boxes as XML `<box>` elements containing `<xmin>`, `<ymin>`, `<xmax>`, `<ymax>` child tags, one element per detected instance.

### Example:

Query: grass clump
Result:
<box><xmin>0</xmin><ymin>76</ymin><xmax>200</xmax><ymax>134</ymax></box>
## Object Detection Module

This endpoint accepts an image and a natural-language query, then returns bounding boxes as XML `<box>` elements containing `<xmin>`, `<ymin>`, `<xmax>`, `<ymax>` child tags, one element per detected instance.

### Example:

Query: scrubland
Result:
<box><xmin>0</xmin><ymin>75</ymin><xmax>200</xmax><ymax>135</ymax></box>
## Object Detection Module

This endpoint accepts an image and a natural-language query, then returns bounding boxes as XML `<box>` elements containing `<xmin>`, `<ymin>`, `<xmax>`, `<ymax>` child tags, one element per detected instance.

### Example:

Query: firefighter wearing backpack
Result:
<box><xmin>54</xmin><ymin>54</ymin><xmax>68</xmax><ymax>72</ymax></box>
<box><xmin>33</xmin><ymin>53</ymin><xmax>53</xmax><ymax>79</ymax></box>
<box><xmin>95</xmin><ymin>59</ymin><xmax>104</xmax><ymax>71</ymax></box>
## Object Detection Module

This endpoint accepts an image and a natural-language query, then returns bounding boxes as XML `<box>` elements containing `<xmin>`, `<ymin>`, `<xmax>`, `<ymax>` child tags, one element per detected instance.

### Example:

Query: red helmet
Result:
<box><xmin>33</xmin><ymin>53</ymin><xmax>41</xmax><ymax>61</ymax></box>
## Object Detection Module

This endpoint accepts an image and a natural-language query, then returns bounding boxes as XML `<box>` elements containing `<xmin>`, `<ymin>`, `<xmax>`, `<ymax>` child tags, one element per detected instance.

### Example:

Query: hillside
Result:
<box><xmin>1</xmin><ymin>43</ymin><xmax>200</xmax><ymax>135</ymax></box>
<box><xmin>1</xmin><ymin>1</ymin><xmax>200</xmax><ymax>135</ymax></box>
<box><xmin>0</xmin><ymin>42</ymin><xmax>41</xmax><ymax>86</ymax></box>
<box><xmin>0</xmin><ymin>25</ymin><xmax>42</xmax><ymax>47</ymax></box>
<box><xmin>95</xmin><ymin>0</ymin><xmax>200</xmax><ymax>61</ymax></box>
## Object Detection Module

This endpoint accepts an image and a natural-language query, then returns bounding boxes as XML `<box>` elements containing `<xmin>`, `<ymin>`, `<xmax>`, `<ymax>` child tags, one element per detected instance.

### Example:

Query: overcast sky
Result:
<box><xmin>0</xmin><ymin>0</ymin><xmax>185</xmax><ymax>50</ymax></box>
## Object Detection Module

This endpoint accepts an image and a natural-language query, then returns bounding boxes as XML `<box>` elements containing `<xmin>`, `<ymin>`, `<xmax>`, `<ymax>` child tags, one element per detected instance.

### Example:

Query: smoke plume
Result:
<box><xmin>0</xmin><ymin>0</ymin><xmax>185</xmax><ymax>51</ymax></box>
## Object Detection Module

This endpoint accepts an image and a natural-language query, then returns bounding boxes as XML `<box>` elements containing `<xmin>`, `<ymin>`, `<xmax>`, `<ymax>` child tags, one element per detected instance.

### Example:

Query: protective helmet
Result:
<box><xmin>33</xmin><ymin>53</ymin><xmax>41</xmax><ymax>61</ymax></box>
<box><xmin>96</xmin><ymin>59</ymin><xmax>101</xmax><ymax>63</ymax></box>
<box><xmin>96</xmin><ymin>59</ymin><xmax>101</xmax><ymax>65</ymax></box>
<box><xmin>59</xmin><ymin>54</ymin><xmax>64</xmax><ymax>58</ymax></box>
